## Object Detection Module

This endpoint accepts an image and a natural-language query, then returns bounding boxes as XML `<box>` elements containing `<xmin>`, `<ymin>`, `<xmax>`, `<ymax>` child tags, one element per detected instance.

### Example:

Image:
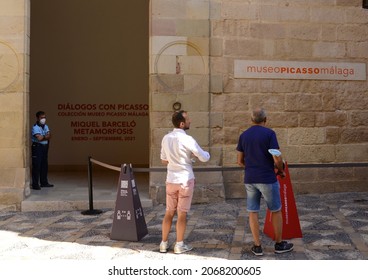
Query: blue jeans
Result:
<box><xmin>245</xmin><ymin>182</ymin><xmax>281</xmax><ymax>212</ymax></box>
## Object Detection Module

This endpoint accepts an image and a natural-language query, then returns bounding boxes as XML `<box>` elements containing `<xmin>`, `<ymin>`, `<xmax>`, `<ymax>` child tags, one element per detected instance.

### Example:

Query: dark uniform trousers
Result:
<box><xmin>31</xmin><ymin>142</ymin><xmax>49</xmax><ymax>187</ymax></box>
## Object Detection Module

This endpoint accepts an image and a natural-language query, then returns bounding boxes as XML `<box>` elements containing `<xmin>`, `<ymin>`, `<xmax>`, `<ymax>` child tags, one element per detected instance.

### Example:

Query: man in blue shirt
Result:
<box><xmin>236</xmin><ymin>108</ymin><xmax>293</xmax><ymax>256</ymax></box>
<box><xmin>31</xmin><ymin>111</ymin><xmax>53</xmax><ymax>190</ymax></box>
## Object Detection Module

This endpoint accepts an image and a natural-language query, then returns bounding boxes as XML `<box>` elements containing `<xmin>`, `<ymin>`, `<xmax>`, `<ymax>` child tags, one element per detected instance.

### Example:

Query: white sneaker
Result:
<box><xmin>174</xmin><ymin>242</ymin><xmax>193</xmax><ymax>254</ymax></box>
<box><xmin>159</xmin><ymin>241</ymin><xmax>168</xmax><ymax>253</ymax></box>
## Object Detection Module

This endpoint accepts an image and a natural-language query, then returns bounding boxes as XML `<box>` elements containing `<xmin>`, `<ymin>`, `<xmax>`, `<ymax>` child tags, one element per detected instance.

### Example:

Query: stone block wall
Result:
<box><xmin>150</xmin><ymin>0</ymin><xmax>368</xmax><ymax>202</ymax></box>
<box><xmin>150</xmin><ymin>0</ymin><xmax>225</xmax><ymax>202</ymax></box>
<box><xmin>213</xmin><ymin>0</ymin><xmax>368</xmax><ymax>196</ymax></box>
<box><xmin>0</xmin><ymin>0</ymin><xmax>30</xmax><ymax>208</ymax></box>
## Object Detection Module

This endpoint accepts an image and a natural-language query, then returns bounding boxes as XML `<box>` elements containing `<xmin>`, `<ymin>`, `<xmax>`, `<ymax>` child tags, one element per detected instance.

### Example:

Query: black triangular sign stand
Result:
<box><xmin>110</xmin><ymin>163</ymin><xmax>148</xmax><ymax>241</ymax></box>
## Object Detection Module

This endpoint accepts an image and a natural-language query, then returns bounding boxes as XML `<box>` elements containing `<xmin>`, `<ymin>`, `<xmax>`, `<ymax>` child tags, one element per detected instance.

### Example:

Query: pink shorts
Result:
<box><xmin>165</xmin><ymin>179</ymin><xmax>195</xmax><ymax>212</ymax></box>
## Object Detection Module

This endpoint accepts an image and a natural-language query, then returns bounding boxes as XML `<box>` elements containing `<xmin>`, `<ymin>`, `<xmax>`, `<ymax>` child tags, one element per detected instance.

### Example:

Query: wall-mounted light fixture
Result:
<box><xmin>364</xmin><ymin>0</ymin><xmax>368</xmax><ymax>9</ymax></box>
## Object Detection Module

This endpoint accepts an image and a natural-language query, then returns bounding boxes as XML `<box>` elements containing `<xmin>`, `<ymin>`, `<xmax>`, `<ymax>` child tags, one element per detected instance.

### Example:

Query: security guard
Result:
<box><xmin>31</xmin><ymin>111</ymin><xmax>54</xmax><ymax>190</ymax></box>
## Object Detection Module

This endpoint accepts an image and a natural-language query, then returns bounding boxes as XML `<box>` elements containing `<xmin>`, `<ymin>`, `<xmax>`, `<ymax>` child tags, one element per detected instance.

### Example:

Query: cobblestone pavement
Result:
<box><xmin>0</xmin><ymin>192</ymin><xmax>367</xmax><ymax>260</ymax></box>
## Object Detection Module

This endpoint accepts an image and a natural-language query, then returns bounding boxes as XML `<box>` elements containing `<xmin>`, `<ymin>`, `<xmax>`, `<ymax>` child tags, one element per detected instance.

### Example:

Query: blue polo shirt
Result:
<box><xmin>32</xmin><ymin>123</ymin><xmax>50</xmax><ymax>145</ymax></box>
<box><xmin>236</xmin><ymin>125</ymin><xmax>279</xmax><ymax>184</ymax></box>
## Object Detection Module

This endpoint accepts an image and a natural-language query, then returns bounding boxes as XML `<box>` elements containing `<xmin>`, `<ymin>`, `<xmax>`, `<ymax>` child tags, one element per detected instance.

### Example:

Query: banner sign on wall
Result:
<box><xmin>234</xmin><ymin>60</ymin><xmax>366</xmax><ymax>81</ymax></box>
<box><xmin>50</xmin><ymin>102</ymin><xmax>149</xmax><ymax>165</ymax></box>
<box><xmin>57</xmin><ymin>103</ymin><xmax>148</xmax><ymax>142</ymax></box>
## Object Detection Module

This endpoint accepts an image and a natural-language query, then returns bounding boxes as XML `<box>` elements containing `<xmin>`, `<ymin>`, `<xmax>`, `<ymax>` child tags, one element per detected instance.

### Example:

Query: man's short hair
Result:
<box><xmin>172</xmin><ymin>110</ymin><xmax>186</xmax><ymax>128</ymax></box>
<box><xmin>251</xmin><ymin>108</ymin><xmax>267</xmax><ymax>124</ymax></box>
<box><xmin>36</xmin><ymin>111</ymin><xmax>45</xmax><ymax>118</ymax></box>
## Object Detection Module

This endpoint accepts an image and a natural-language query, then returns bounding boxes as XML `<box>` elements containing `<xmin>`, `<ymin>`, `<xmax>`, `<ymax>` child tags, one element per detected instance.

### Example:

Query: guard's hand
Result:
<box><xmin>277</xmin><ymin>170</ymin><xmax>286</xmax><ymax>178</ymax></box>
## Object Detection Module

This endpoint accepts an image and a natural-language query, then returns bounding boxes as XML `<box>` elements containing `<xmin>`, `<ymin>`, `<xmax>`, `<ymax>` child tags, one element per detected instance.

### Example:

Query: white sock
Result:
<box><xmin>161</xmin><ymin>240</ymin><xmax>168</xmax><ymax>245</ymax></box>
<box><xmin>176</xmin><ymin>241</ymin><xmax>184</xmax><ymax>246</ymax></box>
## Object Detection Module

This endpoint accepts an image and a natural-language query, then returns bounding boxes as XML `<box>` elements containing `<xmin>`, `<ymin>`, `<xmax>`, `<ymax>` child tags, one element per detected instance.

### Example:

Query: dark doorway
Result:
<box><xmin>29</xmin><ymin>0</ymin><xmax>149</xmax><ymax>203</ymax></box>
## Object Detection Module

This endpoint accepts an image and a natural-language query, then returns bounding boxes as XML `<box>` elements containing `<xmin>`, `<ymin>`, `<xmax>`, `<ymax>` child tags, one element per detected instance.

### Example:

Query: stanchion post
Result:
<box><xmin>81</xmin><ymin>156</ymin><xmax>103</xmax><ymax>215</ymax></box>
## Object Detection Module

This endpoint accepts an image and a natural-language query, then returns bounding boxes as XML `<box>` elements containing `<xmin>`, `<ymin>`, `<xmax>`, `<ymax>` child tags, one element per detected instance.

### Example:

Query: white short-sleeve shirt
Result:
<box><xmin>160</xmin><ymin>128</ymin><xmax>210</xmax><ymax>184</ymax></box>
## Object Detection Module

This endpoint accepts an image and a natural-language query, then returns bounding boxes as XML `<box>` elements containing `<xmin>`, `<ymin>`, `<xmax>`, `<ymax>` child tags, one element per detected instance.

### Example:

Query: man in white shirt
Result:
<box><xmin>160</xmin><ymin>110</ymin><xmax>210</xmax><ymax>254</ymax></box>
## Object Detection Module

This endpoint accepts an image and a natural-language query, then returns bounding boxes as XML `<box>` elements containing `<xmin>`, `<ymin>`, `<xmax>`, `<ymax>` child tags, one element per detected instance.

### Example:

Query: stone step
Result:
<box><xmin>0</xmin><ymin>205</ymin><xmax>17</xmax><ymax>212</ymax></box>
<box><xmin>21</xmin><ymin>198</ymin><xmax>153</xmax><ymax>212</ymax></box>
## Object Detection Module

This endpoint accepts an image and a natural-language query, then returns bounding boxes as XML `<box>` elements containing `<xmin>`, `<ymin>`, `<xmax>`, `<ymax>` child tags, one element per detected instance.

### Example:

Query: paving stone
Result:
<box><xmin>0</xmin><ymin>192</ymin><xmax>367</xmax><ymax>260</ymax></box>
